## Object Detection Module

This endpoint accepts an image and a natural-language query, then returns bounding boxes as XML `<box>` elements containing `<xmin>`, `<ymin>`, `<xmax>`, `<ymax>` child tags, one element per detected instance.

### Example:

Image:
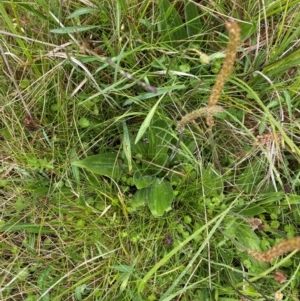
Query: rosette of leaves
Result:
<box><xmin>72</xmin><ymin>119</ymin><xmax>177</xmax><ymax>217</ymax></box>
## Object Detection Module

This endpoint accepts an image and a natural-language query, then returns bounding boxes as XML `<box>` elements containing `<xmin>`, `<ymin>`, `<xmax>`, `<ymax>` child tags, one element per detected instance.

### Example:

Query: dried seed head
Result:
<box><xmin>23</xmin><ymin>115</ymin><xmax>40</xmax><ymax>131</ymax></box>
<box><xmin>256</xmin><ymin>133</ymin><xmax>282</xmax><ymax>147</ymax></box>
<box><xmin>163</xmin><ymin>233</ymin><xmax>174</xmax><ymax>246</ymax></box>
<box><xmin>245</xmin><ymin>218</ymin><xmax>264</xmax><ymax>231</ymax></box>
<box><xmin>274</xmin><ymin>270</ymin><xmax>287</xmax><ymax>284</ymax></box>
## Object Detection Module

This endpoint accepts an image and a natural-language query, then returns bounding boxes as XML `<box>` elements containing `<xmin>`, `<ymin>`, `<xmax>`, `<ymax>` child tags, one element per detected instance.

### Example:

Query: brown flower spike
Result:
<box><xmin>207</xmin><ymin>20</ymin><xmax>241</xmax><ymax>107</ymax></box>
<box><xmin>177</xmin><ymin>20</ymin><xmax>240</xmax><ymax>131</ymax></box>
<box><xmin>247</xmin><ymin>237</ymin><xmax>300</xmax><ymax>262</ymax></box>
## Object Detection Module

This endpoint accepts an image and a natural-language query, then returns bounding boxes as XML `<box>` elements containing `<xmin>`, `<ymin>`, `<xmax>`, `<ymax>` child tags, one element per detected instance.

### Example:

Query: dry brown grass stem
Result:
<box><xmin>176</xmin><ymin>20</ymin><xmax>241</xmax><ymax>131</ymax></box>
<box><xmin>247</xmin><ymin>237</ymin><xmax>300</xmax><ymax>262</ymax></box>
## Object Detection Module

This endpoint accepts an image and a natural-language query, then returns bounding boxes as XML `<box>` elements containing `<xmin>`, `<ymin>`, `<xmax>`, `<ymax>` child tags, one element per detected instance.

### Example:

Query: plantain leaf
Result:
<box><xmin>67</xmin><ymin>7</ymin><xmax>99</xmax><ymax>19</ymax></box>
<box><xmin>147</xmin><ymin>179</ymin><xmax>173</xmax><ymax>217</ymax></box>
<box><xmin>50</xmin><ymin>25</ymin><xmax>99</xmax><ymax>34</ymax></box>
<box><xmin>131</xmin><ymin>187</ymin><xmax>148</xmax><ymax>210</ymax></box>
<box><xmin>0</xmin><ymin>223</ymin><xmax>54</xmax><ymax>234</ymax></box>
<box><xmin>184</xmin><ymin>0</ymin><xmax>201</xmax><ymax>37</ymax></box>
<box><xmin>158</xmin><ymin>0</ymin><xmax>187</xmax><ymax>44</ymax></box>
<box><xmin>131</xmin><ymin>178</ymin><xmax>174</xmax><ymax>216</ymax></box>
<box><xmin>72</xmin><ymin>153</ymin><xmax>124</xmax><ymax>178</ymax></box>
<box><xmin>133</xmin><ymin>172</ymin><xmax>155</xmax><ymax>189</ymax></box>
<box><xmin>148</xmin><ymin>119</ymin><xmax>173</xmax><ymax>165</ymax></box>
<box><xmin>122</xmin><ymin>122</ymin><xmax>133</xmax><ymax>174</ymax></box>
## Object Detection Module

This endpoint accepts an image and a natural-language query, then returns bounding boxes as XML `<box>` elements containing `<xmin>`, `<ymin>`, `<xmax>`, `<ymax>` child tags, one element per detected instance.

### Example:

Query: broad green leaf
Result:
<box><xmin>131</xmin><ymin>179</ymin><xmax>173</xmax><ymax>216</ymax></box>
<box><xmin>37</xmin><ymin>266</ymin><xmax>52</xmax><ymax>291</ymax></box>
<box><xmin>284</xmin><ymin>195</ymin><xmax>300</xmax><ymax>206</ymax></box>
<box><xmin>131</xmin><ymin>139</ymin><xmax>149</xmax><ymax>157</ymax></box>
<box><xmin>158</xmin><ymin>0</ymin><xmax>187</xmax><ymax>44</ymax></box>
<box><xmin>70</xmin><ymin>148</ymin><xmax>80</xmax><ymax>185</ymax></box>
<box><xmin>119</xmin><ymin>272</ymin><xmax>131</xmax><ymax>293</ymax></box>
<box><xmin>146</xmin><ymin>119</ymin><xmax>173</xmax><ymax>167</ymax></box>
<box><xmin>15</xmin><ymin>198</ymin><xmax>27</xmax><ymax>211</ymax></box>
<box><xmin>239</xmin><ymin>21</ymin><xmax>257</xmax><ymax>40</ymax></box>
<box><xmin>0</xmin><ymin>223</ymin><xmax>55</xmax><ymax>234</ymax></box>
<box><xmin>236</xmin><ymin>205</ymin><xmax>266</xmax><ymax>216</ymax></box>
<box><xmin>147</xmin><ymin>120</ymin><xmax>172</xmax><ymax>166</ymax></box>
<box><xmin>50</xmin><ymin>25</ymin><xmax>99</xmax><ymax>34</ymax></box>
<box><xmin>111</xmin><ymin>263</ymin><xmax>133</xmax><ymax>293</ymax></box>
<box><xmin>152</xmin><ymin>153</ymin><xmax>168</xmax><ymax>168</ymax></box>
<box><xmin>147</xmin><ymin>179</ymin><xmax>173</xmax><ymax>217</ymax></box>
<box><xmin>122</xmin><ymin>122</ymin><xmax>132</xmax><ymax>174</ymax></box>
<box><xmin>148</xmin><ymin>119</ymin><xmax>173</xmax><ymax>158</ymax></box>
<box><xmin>67</xmin><ymin>7</ymin><xmax>99</xmax><ymax>19</ymax></box>
<box><xmin>224</xmin><ymin>219</ymin><xmax>262</xmax><ymax>252</ymax></box>
<box><xmin>75</xmin><ymin>284</ymin><xmax>88</xmax><ymax>301</ymax></box>
<box><xmin>72</xmin><ymin>153</ymin><xmax>124</xmax><ymax>178</ymax></box>
<box><xmin>223</xmin><ymin>220</ymin><xmax>270</xmax><ymax>276</ymax></box>
<box><xmin>131</xmin><ymin>188</ymin><xmax>147</xmax><ymax>209</ymax></box>
<box><xmin>133</xmin><ymin>172</ymin><xmax>155</xmax><ymax>189</ymax></box>
<box><xmin>184</xmin><ymin>0</ymin><xmax>201</xmax><ymax>37</ymax></box>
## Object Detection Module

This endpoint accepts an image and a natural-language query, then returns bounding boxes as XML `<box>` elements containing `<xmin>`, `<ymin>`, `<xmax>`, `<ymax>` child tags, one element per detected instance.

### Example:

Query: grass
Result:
<box><xmin>1</xmin><ymin>0</ymin><xmax>300</xmax><ymax>300</ymax></box>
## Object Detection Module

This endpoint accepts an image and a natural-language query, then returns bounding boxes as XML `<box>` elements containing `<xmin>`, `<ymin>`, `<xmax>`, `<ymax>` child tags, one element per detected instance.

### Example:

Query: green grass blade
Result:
<box><xmin>134</xmin><ymin>95</ymin><xmax>164</xmax><ymax>144</ymax></box>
